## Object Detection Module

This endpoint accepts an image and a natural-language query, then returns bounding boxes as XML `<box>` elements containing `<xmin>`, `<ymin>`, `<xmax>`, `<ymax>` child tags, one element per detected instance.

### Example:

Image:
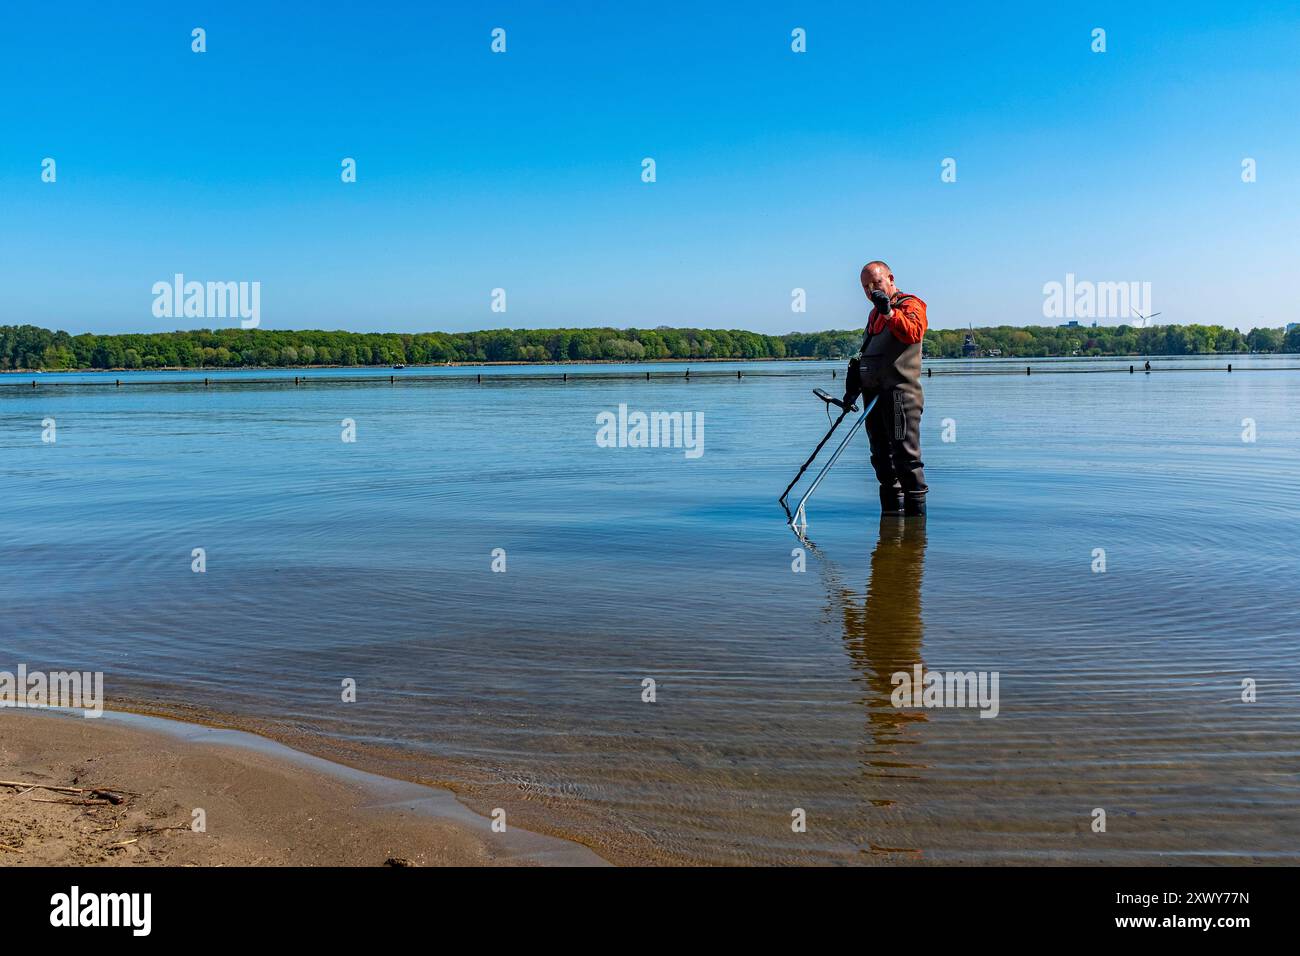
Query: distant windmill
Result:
<box><xmin>1131</xmin><ymin>309</ymin><xmax>1162</xmax><ymax>328</ymax></box>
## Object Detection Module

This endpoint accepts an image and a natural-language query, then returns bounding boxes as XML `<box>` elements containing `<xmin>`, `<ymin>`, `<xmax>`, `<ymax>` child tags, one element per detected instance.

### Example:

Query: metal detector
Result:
<box><xmin>779</xmin><ymin>389</ymin><xmax>877</xmax><ymax>534</ymax></box>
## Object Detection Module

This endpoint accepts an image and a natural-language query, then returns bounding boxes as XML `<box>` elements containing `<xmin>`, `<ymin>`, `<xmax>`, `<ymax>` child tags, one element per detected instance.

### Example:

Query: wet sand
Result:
<box><xmin>0</xmin><ymin>708</ymin><xmax>606</xmax><ymax>866</ymax></box>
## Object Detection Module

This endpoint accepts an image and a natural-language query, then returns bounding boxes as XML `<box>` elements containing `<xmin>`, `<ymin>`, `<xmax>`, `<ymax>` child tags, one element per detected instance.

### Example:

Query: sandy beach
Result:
<box><xmin>0</xmin><ymin>708</ymin><xmax>606</xmax><ymax>867</ymax></box>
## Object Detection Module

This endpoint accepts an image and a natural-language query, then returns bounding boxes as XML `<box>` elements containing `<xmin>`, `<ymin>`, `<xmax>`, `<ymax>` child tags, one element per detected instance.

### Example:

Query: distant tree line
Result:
<box><xmin>1</xmin><ymin>322</ymin><xmax>1297</xmax><ymax>371</ymax></box>
<box><xmin>924</xmin><ymin>323</ymin><xmax>1300</xmax><ymax>358</ymax></box>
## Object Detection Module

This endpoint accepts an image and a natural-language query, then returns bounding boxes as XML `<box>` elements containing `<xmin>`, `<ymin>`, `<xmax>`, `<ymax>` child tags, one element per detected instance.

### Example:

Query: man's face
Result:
<box><xmin>861</xmin><ymin>265</ymin><xmax>896</xmax><ymax>300</ymax></box>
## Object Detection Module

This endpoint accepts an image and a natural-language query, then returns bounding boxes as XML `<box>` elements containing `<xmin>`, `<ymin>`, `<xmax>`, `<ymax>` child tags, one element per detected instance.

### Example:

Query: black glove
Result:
<box><xmin>842</xmin><ymin>357</ymin><xmax>862</xmax><ymax>408</ymax></box>
<box><xmin>869</xmin><ymin>289</ymin><xmax>893</xmax><ymax>316</ymax></box>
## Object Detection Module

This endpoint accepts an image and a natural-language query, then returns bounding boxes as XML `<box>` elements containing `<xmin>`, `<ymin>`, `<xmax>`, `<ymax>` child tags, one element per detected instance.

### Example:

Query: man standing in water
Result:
<box><xmin>841</xmin><ymin>261</ymin><xmax>929</xmax><ymax>517</ymax></box>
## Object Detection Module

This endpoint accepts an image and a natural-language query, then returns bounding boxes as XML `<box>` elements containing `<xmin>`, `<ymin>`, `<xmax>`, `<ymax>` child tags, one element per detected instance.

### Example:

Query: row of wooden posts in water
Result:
<box><xmin>4</xmin><ymin>361</ymin><xmax>1275</xmax><ymax>389</ymax></box>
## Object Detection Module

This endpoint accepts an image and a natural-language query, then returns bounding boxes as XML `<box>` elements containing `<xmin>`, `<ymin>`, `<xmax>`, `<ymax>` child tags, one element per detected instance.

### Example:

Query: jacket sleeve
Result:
<box><xmin>887</xmin><ymin>297</ymin><xmax>927</xmax><ymax>345</ymax></box>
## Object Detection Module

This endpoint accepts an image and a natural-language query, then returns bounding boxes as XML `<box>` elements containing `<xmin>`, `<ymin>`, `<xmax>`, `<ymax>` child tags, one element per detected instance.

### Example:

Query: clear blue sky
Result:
<box><xmin>2</xmin><ymin>1</ymin><xmax>1297</xmax><ymax>335</ymax></box>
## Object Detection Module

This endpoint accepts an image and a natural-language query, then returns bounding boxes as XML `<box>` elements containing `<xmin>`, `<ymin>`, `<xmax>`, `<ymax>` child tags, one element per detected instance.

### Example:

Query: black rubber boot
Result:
<box><xmin>903</xmin><ymin>493</ymin><xmax>927</xmax><ymax>517</ymax></box>
<box><xmin>880</xmin><ymin>486</ymin><xmax>905</xmax><ymax>516</ymax></box>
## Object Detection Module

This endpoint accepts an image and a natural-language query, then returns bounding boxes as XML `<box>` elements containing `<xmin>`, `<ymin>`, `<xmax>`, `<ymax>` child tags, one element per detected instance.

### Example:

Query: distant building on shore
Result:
<box><xmin>962</xmin><ymin>327</ymin><xmax>980</xmax><ymax>357</ymax></box>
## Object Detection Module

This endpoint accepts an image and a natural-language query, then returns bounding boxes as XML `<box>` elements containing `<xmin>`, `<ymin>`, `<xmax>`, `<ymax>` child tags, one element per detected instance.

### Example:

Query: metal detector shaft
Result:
<box><xmin>779</xmin><ymin>407</ymin><xmax>851</xmax><ymax>505</ymax></box>
<box><xmin>789</xmin><ymin>395</ymin><xmax>877</xmax><ymax>531</ymax></box>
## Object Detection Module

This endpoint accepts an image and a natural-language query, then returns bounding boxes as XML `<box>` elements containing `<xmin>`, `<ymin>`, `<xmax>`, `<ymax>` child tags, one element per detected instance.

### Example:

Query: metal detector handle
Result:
<box><xmin>813</xmin><ymin>388</ymin><xmax>857</xmax><ymax>412</ymax></box>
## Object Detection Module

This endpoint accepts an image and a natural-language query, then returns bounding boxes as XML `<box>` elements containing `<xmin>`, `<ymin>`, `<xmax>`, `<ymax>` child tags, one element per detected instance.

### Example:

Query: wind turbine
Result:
<box><xmin>1131</xmin><ymin>309</ymin><xmax>1162</xmax><ymax>328</ymax></box>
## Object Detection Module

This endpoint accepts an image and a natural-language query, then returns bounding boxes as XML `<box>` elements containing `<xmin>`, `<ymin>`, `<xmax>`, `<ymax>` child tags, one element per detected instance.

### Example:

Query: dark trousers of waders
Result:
<box><xmin>864</xmin><ymin>386</ymin><xmax>927</xmax><ymax>506</ymax></box>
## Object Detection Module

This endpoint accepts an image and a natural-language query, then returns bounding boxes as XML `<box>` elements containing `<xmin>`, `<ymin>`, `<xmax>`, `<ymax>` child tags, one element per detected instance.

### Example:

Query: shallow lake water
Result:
<box><xmin>3</xmin><ymin>355</ymin><xmax>1298</xmax><ymax>864</ymax></box>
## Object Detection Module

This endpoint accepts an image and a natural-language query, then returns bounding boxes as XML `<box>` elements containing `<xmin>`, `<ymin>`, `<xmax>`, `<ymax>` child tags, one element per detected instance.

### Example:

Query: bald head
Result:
<box><xmin>860</xmin><ymin>261</ymin><xmax>896</xmax><ymax>300</ymax></box>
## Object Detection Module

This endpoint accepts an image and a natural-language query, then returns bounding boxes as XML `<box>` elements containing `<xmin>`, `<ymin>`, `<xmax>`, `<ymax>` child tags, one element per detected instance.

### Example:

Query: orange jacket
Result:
<box><xmin>867</xmin><ymin>293</ymin><xmax>928</xmax><ymax>345</ymax></box>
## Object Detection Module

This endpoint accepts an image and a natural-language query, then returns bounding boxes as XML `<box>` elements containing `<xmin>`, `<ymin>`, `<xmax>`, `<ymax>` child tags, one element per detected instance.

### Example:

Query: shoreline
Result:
<box><xmin>0</xmin><ymin>706</ymin><xmax>608</xmax><ymax>867</ymax></box>
<box><xmin>2</xmin><ymin>356</ymin><xmax>832</xmax><ymax>375</ymax></box>
<box><xmin>0</xmin><ymin>351</ymin><xmax>1286</xmax><ymax>375</ymax></box>
<box><xmin>80</xmin><ymin>692</ymin><xmax>673</xmax><ymax>866</ymax></box>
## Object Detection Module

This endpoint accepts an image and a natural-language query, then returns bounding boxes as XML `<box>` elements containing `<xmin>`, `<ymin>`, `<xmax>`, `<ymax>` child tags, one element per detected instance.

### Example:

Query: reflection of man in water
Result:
<box><xmin>838</xmin><ymin>516</ymin><xmax>928</xmax><ymax>775</ymax></box>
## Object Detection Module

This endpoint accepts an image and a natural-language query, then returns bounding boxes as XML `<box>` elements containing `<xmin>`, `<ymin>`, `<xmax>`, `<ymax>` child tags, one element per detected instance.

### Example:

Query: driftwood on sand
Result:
<box><xmin>0</xmin><ymin>780</ymin><xmax>136</xmax><ymax>804</ymax></box>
